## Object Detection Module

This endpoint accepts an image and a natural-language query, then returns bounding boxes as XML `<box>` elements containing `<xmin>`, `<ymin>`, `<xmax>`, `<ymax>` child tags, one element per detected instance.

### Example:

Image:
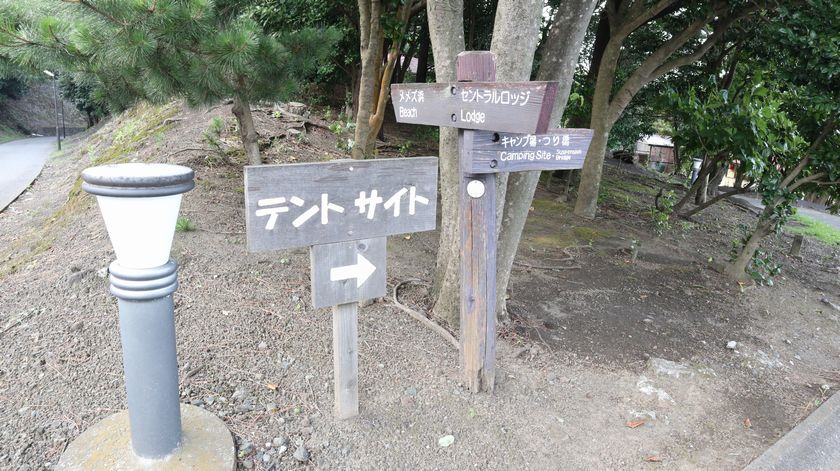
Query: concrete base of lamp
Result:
<box><xmin>56</xmin><ymin>404</ymin><xmax>235</xmax><ymax>471</ymax></box>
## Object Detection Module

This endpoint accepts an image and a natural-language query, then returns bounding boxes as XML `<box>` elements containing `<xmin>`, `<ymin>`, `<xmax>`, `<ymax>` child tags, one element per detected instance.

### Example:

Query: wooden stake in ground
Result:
<box><xmin>332</xmin><ymin>302</ymin><xmax>359</xmax><ymax>419</ymax></box>
<box><xmin>457</xmin><ymin>52</ymin><xmax>498</xmax><ymax>392</ymax></box>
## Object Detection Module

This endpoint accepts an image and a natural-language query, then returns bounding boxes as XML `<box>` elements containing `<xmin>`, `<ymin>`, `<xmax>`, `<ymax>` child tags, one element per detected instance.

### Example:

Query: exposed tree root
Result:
<box><xmin>391</xmin><ymin>279</ymin><xmax>459</xmax><ymax>351</ymax></box>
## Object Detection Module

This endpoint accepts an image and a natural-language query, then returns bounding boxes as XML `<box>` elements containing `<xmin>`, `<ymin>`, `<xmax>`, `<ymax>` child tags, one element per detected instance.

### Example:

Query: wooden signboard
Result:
<box><xmin>388</xmin><ymin>51</ymin><xmax>595</xmax><ymax>394</ymax></box>
<box><xmin>461</xmin><ymin>129</ymin><xmax>592</xmax><ymax>174</ymax></box>
<box><xmin>391</xmin><ymin>82</ymin><xmax>558</xmax><ymax>134</ymax></box>
<box><xmin>245</xmin><ymin>157</ymin><xmax>438</xmax><ymax>252</ymax></box>
<box><xmin>310</xmin><ymin>237</ymin><xmax>386</xmax><ymax>309</ymax></box>
<box><xmin>244</xmin><ymin>156</ymin><xmax>439</xmax><ymax>420</ymax></box>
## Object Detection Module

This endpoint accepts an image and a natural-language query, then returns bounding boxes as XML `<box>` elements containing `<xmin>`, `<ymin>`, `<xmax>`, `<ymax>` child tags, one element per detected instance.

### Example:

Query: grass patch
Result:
<box><xmin>531</xmin><ymin>197</ymin><xmax>569</xmax><ymax>213</ymax></box>
<box><xmin>0</xmin><ymin>102</ymin><xmax>180</xmax><ymax>278</ymax></box>
<box><xmin>0</xmin><ymin>123</ymin><xmax>22</xmax><ymax>144</ymax></box>
<box><xmin>787</xmin><ymin>214</ymin><xmax>840</xmax><ymax>245</ymax></box>
<box><xmin>526</xmin><ymin>226</ymin><xmax>611</xmax><ymax>248</ymax></box>
<box><xmin>603</xmin><ymin>174</ymin><xmax>658</xmax><ymax>196</ymax></box>
<box><xmin>573</xmin><ymin>226</ymin><xmax>611</xmax><ymax>242</ymax></box>
<box><xmin>175</xmin><ymin>216</ymin><xmax>196</xmax><ymax>232</ymax></box>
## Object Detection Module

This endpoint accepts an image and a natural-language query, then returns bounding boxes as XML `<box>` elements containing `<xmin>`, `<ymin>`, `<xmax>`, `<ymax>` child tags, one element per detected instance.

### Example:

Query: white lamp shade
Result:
<box><xmin>95</xmin><ymin>194</ymin><xmax>183</xmax><ymax>269</ymax></box>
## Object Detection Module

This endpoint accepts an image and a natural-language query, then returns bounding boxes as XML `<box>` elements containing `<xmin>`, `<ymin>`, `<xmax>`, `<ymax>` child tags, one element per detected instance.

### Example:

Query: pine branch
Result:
<box><xmin>64</xmin><ymin>0</ymin><xmax>125</xmax><ymax>26</ymax></box>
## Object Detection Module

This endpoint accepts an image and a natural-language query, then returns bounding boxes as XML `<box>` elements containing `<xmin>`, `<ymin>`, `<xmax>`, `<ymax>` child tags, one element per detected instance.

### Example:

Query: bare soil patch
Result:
<box><xmin>1</xmin><ymin>102</ymin><xmax>839</xmax><ymax>470</ymax></box>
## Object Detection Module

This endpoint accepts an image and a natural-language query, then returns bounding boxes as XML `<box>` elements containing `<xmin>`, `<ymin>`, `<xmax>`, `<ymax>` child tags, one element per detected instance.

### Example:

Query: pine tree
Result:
<box><xmin>0</xmin><ymin>0</ymin><xmax>339</xmax><ymax>165</ymax></box>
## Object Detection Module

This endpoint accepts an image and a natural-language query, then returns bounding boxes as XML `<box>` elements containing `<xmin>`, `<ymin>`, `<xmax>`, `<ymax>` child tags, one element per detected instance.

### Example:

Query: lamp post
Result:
<box><xmin>57</xmin><ymin>163</ymin><xmax>234</xmax><ymax>470</ymax></box>
<box><xmin>43</xmin><ymin>70</ymin><xmax>60</xmax><ymax>150</ymax></box>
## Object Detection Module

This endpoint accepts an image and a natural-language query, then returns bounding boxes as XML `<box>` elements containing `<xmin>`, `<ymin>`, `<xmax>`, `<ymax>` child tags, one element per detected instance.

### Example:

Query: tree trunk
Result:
<box><xmin>695</xmin><ymin>173</ymin><xmax>709</xmax><ymax>204</ymax></box>
<box><xmin>493</xmin><ymin>0</ymin><xmax>597</xmax><ymax>321</ymax></box>
<box><xmin>397</xmin><ymin>32</ymin><xmax>419</xmax><ymax>83</ymax></box>
<box><xmin>573</xmin><ymin>35</ymin><xmax>621</xmax><ymax>219</ymax></box>
<box><xmin>364</xmin><ymin>44</ymin><xmax>400</xmax><ymax>156</ymax></box>
<box><xmin>348</xmin><ymin>64</ymin><xmax>361</xmax><ymax>119</ymax></box>
<box><xmin>724</xmin><ymin>211</ymin><xmax>774</xmax><ymax>282</ymax></box>
<box><xmin>489</xmin><ymin>0</ymin><xmax>544</xmax><ymax>240</ymax></box>
<box><xmin>415</xmin><ymin>20</ymin><xmax>430</xmax><ymax>83</ymax></box>
<box><xmin>673</xmin><ymin>154</ymin><xmax>724</xmax><ymax>214</ymax></box>
<box><xmin>231</xmin><ymin>88</ymin><xmax>261</xmax><ymax>166</ymax></box>
<box><xmin>427</xmin><ymin>0</ymin><xmax>465</xmax><ymax>327</ymax></box>
<box><xmin>708</xmin><ymin>163</ymin><xmax>726</xmax><ymax>198</ymax></box>
<box><xmin>352</xmin><ymin>0</ymin><xmax>383</xmax><ymax>159</ymax></box>
<box><xmin>573</xmin><ymin>118</ymin><xmax>611</xmax><ymax>218</ymax></box>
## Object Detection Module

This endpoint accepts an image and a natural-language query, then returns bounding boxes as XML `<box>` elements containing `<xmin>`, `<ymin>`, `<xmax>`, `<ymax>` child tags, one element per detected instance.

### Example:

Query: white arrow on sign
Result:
<box><xmin>330</xmin><ymin>253</ymin><xmax>377</xmax><ymax>288</ymax></box>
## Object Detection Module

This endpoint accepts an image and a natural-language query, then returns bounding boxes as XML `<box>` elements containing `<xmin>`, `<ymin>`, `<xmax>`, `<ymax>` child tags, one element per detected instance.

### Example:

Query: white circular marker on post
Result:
<box><xmin>58</xmin><ymin>163</ymin><xmax>235</xmax><ymax>470</ymax></box>
<box><xmin>467</xmin><ymin>179</ymin><xmax>486</xmax><ymax>198</ymax></box>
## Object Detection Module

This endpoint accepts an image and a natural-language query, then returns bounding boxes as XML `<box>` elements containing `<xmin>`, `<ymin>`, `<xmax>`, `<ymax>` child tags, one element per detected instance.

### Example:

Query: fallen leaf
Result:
<box><xmin>265</xmin><ymin>383</ymin><xmax>278</xmax><ymax>391</ymax></box>
<box><xmin>645</xmin><ymin>456</ymin><xmax>662</xmax><ymax>462</ymax></box>
<box><xmin>743</xmin><ymin>418</ymin><xmax>752</xmax><ymax>428</ymax></box>
<box><xmin>626</xmin><ymin>420</ymin><xmax>645</xmax><ymax>428</ymax></box>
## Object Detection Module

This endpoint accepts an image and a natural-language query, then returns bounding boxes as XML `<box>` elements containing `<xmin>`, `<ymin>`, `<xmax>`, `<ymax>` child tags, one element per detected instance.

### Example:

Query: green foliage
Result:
<box><xmin>0</xmin><ymin>0</ymin><xmax>340</xmax><ymax>117</ymax></box>
<box><xmin>411</xmin><ymin>125</ymin><xmax>439</xmax><ymax>143</ymax></box>
<box><xmin>650</xmin><ymin>190</ymin><xmax>675</xmax><ymax>236</ymax></box>
<box><xmin>670</xmin><ymin>79</ymin><xmax>803</xmax><ymax>182</ymax></box>
<box><xmin>0</xmin><ymin>122</ymin><xmax>20</xmax><ymax>144</ymax></box>
<box><xmin>247</xmin><ymin>0</ymin><xmax>350</xmax><ymax>85</ymax></box>
<box><xmin>175</xmin><ymin>216</ymin><xmax>196</xmax><ymax>232</ymax></box>
<box><xmin>748</xmin><ymin>250</ymin><xmax>782</xmax><ymax>286</ymax></box>
<box><xmin>398</xmin><ymin>140</ymin><xmax>413</xmax><ymax>155</ymax></box>
<box><xmin>58</xmin><ymin>74</ymin><xmax>107</xmax><ymax>124</ymax></box>
<box><xmin>202</xmin><ymin>117</ymin><xmax>225</xmax><ymax>163</ymax></box>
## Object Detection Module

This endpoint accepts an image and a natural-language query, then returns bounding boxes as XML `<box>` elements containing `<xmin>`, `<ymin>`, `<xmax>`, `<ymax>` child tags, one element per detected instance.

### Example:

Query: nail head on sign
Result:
<box><xmin>467</xmin><ymin>180</ymin><xmax>485</xmax><ymax>198</ymax></box>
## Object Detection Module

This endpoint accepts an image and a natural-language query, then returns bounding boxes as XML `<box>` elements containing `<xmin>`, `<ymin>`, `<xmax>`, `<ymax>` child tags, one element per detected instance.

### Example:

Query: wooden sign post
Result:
<box><xmin>392</xmin><ymin>51</ymin><xmax>593</xmax><ymax>393</ymax></box>
<box><xmin>245</xmin><ymin>157</ymin><xmax>438</xmax><ymax>418</ymax></box>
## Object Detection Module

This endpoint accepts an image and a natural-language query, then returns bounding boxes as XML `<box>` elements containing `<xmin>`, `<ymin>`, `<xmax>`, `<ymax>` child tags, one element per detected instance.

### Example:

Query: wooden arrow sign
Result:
<box><xmin>391</xmin><ymin>81</ymin><xmax>558</xmax><ymax>134</ymax></box>
<box><xmin>461</xmin><ymin>129</ymin><xmax>593</xmax><ymax>174</ymax></box>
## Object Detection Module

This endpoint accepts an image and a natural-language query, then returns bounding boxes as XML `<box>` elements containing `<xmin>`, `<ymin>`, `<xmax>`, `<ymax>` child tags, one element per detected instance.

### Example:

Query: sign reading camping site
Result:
<box><xmin>245</xmin><ymin>157</ymin><xmax>438</xmax><ymax>252</ymax></box>
<box><xmin>462</xmin><ymin>129</ymin><xmax>593</xmax><ymax>174</ymax></box>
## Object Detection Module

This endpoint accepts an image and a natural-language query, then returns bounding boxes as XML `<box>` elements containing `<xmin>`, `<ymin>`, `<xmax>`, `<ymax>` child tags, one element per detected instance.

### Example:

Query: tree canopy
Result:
<box><xmin>0</xmin><ymin>0</ymin><xmax>339</xmax><ymax>164</ymax></box>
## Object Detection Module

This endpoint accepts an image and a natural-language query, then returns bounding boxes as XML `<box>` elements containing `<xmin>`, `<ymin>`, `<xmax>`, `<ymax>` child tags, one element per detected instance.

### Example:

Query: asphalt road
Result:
<box><xmin>0</xmin><ymin>137</ymin><xmax>55</xmax><ymax>212</ymax></box>
<box><xmin>731</xmin><ymin>195</ymin><xmax>840</xmax><ymax>231</ymax></box>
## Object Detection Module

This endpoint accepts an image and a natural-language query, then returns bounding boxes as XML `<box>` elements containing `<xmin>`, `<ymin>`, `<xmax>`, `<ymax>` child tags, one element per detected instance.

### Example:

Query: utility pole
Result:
<box><xmin>43</xmin><ymin>70</ymin><xmax>60</xmax><ymax>150</ymax></box>
<box><xmin>60</xmin><ymin>96</ymin><xmax>66</xmax><ymax>139</ymax></box>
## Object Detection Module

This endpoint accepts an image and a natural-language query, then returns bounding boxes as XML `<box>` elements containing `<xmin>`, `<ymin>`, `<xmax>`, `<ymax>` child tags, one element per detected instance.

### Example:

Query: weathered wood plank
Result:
<box><xmin>245</xmin><ymin>157</ymin><xmax>438</xmax><ymax>252</ymax></box>
<box><xmin>456</xmin><ymin>51</ymin><xmax>496</xmax><ymax>82</ymax></box>
<box><xmin>460</xmin><ymin>131</ymin><xmax>497</xmax><ymax>393</ymax></box>
<box><xmin>458</xmin><ymin>52</ymin><xmax>498</xmax><ymax>393</ymax></box>
<box><xmin>332</xmin><ymin>302</ymin><xmax>359</xmax><ymax>419</ymax></box>
<box><xmin>391</xmin><ymin>81</ymin><xmax>558</xmax><ymax>134</ymax></box>
<box><xmin>462</xmin><ymin>128</ymin><xmax>593</xmax><ymax>174</ymax></box>
<box><xmin>310</xmin><ymin>238</ymin><xmax>386</xmax><ymax>309</ymax></box>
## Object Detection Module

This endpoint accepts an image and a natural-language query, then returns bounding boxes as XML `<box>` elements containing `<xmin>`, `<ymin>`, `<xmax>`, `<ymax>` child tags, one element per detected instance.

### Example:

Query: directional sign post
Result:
<box><xmin>245</xmin><ymin>157</ymin><xmax>437</xmax><ymax>418</ymax></box>
<box><xmin>311</xmin><ymin>238</ymin><xmax>386</xmax><ymax>309</ymax></box>
<box><xmin>392</xmin><ymin>51</ymin><xmax>593</xmax><ymax>393</ymax></box>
